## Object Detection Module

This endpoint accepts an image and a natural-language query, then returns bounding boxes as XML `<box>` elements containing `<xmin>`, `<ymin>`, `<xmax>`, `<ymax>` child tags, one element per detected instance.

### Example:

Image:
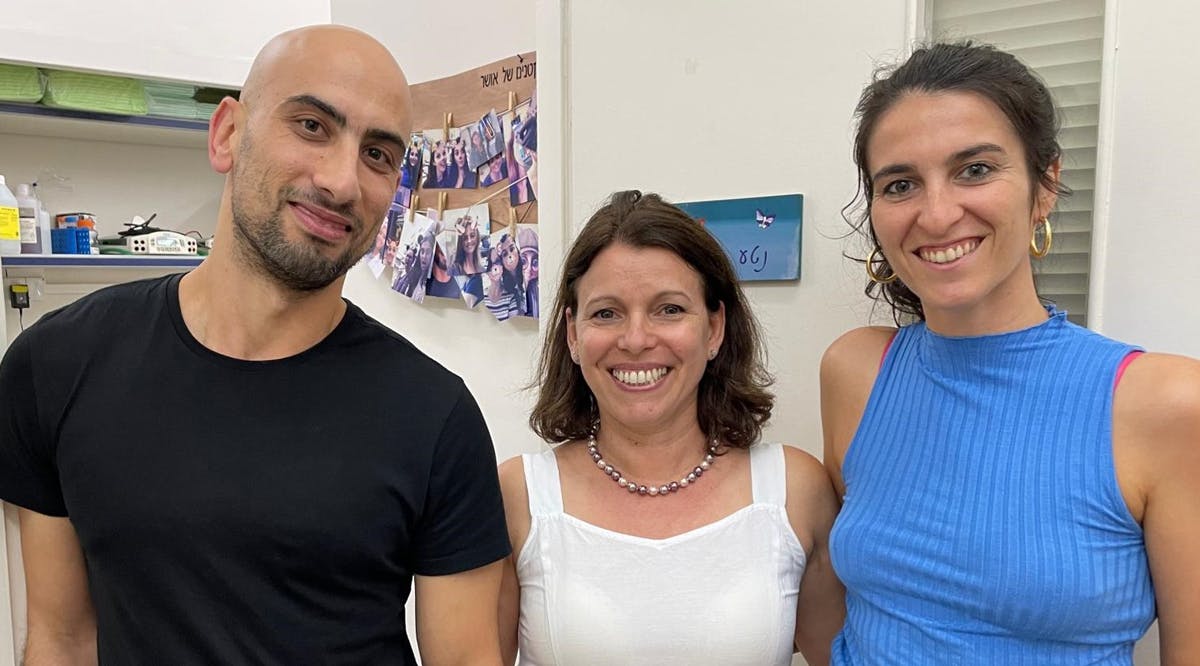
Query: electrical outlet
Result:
<box><xmin>8</xmin><ymin>283</ymin><xmax>30</xmax><ymax>310</ymax></box>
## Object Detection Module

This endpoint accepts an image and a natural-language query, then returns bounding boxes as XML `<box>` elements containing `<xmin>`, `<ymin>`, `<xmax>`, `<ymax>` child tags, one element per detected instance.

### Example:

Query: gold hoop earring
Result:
<box><xmin>866</xmin><ymin>247</ymin><xmax>898</xmax><ymax>284</ymax></box>
<box><xmin>1030</xmin><ymin>217</ymin><xmax>1053</xmax><ymax>259</ymax></box>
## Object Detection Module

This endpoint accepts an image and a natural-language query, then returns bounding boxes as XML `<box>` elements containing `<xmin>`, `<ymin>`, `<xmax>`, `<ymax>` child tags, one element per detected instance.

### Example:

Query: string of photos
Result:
<box><xmin>363</xmin><ymin>88</ymin><xmax>539</xmax><ymax>322</ymax></box>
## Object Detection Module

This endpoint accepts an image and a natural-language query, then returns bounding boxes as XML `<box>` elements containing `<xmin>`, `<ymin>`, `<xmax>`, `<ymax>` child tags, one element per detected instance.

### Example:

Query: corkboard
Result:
<box><xmin>409</xmin><ymin>51</ymin><xmax>537</xmax><ymax>230</ymax></box>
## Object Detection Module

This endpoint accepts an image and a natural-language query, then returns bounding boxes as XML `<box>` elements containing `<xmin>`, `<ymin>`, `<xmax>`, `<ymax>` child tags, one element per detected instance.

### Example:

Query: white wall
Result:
<box><xmin>0</xmin><ymin>1</ymin><xmax>330</xmax><ymax>87</ymax></box>
<box><xmin>1093</xmin><ymin>0</ymin><xmax>1200</xmax><ymax>358</ymax></box>
<box><xmin>333</xmin><ymin>0</ymin><xmax>536</xmax><ymax>88</ymax></box>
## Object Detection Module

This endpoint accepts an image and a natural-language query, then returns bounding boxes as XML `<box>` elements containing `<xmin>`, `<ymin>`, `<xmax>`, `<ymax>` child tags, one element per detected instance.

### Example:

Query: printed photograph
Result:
<box><xmin>465</xmin><ymin>123</ymin><xmax>490</xmax><ymax>171</ymax></box>
<box><xmin>505</xmin><ymin>102</ymin><xmax>537</xmax><ymax>206</ymax></box>
<box><xmin>421</xmin><ymin>129</ymin><xmax>451</xmax><ymax>189</ymax></box>
<box><xmin>394</xmin><ymin>184</ymin><xmax>412</xmax><ymax>208</ymax></box>
<box><xmin>516</xmin><ymin>224</ymin><xmax>539</xmax><ymax>318</ymax></box>
<box><xmin>516</xmin><ymin>93</ymin><xmax>538</xmax><ymax>199</ymax></box>
<box><xmin>369</xmin><ymin>204</ymin><xmax>408</xmax><ymax>282</ymax></box>
<box><xmin>446</xmin><ymin>204</ymin><xmax>490</xmax><ymax>276</ymax></box>
<box><xmin>385</xmin><ymin>203</ymin><xmax>407</xmax><ymax>257</ymax></box>
<box><xmin>391</xmin><ymin>212</ymin><xmax>438</xmax><ymax>303</ymax></box>
<box><xmin>478</xmin><ymin>151</ymin><xmax>509</xmax><ymax>188</ymax></box>
<box><xmin>425</xmin><ymin>226</ymin><xmax>463</xmax><ymax>300</ymax></box>
<box><xmin>482</xmin><ymin>229</ymin><xmax>524</xmax><ymax>322</ymax></box>
<box><xmin>400</xmin><ymin>133</ymin><xmax>426</xmax><ymax>190</ymax></box>
<box><xmin>363</xmin><ymin>212</ymin><xmax>393</xmax><ymax>279</ymax></box>
<box><xmin>447</xmin><ymin>129</ymin><xmax>477</xmax><ymax>189</ymax></box>
<box><xmin>480</xmin><ymin>110</ymin><xmax>505</xmax><ymax>160</ymax></box>
<box><xmin>456</xmin><ymin>231</ymin><xmax>489</xmax><ymax>309</ymax></box>
<box><xmin>475</xmin><ymin>113</ymin><xmax>508</xmax><ymax>187</ymax></box>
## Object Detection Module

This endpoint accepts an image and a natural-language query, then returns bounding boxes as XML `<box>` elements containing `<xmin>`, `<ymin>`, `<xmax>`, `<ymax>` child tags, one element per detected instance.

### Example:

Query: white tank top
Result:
<box><xmin>517</xmin><ymin>442</ymin><xmax>807</xmax><ymax>666</ymax></box>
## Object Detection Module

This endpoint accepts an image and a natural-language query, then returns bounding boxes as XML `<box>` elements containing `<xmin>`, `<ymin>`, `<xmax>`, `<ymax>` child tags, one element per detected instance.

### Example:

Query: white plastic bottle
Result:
<box><xmin>33</xmin><ymin>183</ymin><xmax>52</xmax><ymax>254</ymax></box>
<box><xmin>16</xmin><ymin>183</ymin><xmax>43</xmax><ymax>254</ymax></box>
<box><xmin>38</xmin><ymin>208</ymin><xmax>52</xmax><ymax>255</ymax></box>
<box><xmin>0</xmin><ymin>175</ymin><xmax>21</xmax><ymax>256</ymax></box>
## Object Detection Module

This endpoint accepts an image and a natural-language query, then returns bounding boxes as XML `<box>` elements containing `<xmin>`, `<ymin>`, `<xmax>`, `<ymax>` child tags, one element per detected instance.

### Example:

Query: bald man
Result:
<box><xmin>0</xmin><ymin>26</ymin><xmax>509</xmax><ymax>664</ymax></box>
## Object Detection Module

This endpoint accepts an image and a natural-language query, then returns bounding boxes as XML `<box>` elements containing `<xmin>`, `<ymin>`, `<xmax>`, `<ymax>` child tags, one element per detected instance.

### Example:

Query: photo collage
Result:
<box><xmin>364</xmin><ymin>203</ymin><xmax>539</xmax><ymax>321</ymax></box>
<box><xmin>397</xmin><ymin>94</ymin><xmax>538</xmax><ymax>206</ymax></box>
<box><xmin>364</xmin><ymin>93</ymin><xmax>539</xmax><ymax>321</ymax></box>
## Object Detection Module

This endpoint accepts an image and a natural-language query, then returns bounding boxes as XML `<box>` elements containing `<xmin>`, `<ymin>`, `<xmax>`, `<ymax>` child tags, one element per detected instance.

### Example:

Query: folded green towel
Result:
<box><xmin>42</xmin><ymin>69</ymin><xmax>148</xmax><ymax>116</ymax></box>
<box><xmin>144</xmin><ymin>81</ymin><xmax>196</xmax><ymax>98</ymax></box>
<box><xmin>194</xmin><ymin>102</ymin><xmax>219</xmax><ymax>121</ymax></box>
<box><xmin>146</xmin><ymin>98</ymin><xmax>199</xmax><ymax>119</ymax></box>
<box><xmin>0</xmin><ymin>64</ymin><xmax>44</xmax><ymax>103</ymax></box>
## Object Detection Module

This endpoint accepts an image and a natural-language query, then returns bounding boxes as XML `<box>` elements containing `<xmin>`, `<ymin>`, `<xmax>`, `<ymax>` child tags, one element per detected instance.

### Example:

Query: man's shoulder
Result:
<box><xmin>21</xmin><ymin>274</ymin><xmax>175</xmax><ymax>343</ymax></box>
<box><xmin>340</xmin><ymin>301</ymin><xmax>466</xmax><ymax>394</ymax></box>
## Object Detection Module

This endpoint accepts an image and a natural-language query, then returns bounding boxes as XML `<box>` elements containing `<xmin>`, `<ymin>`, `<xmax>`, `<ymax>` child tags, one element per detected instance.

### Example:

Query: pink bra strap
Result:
<box><xmin>879</xmin><ymin>330</ymin><xmax>899</xmax><ymax>371</ymax></box>
<box><xmin>1114</xmin><ymin>350</ymin><xmax>1145</xmax><ymax>390</ymax></box>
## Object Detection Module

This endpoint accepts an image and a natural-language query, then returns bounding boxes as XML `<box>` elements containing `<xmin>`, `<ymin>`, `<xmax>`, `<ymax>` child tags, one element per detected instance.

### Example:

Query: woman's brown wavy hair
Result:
<box><xmin>529</xmin><ymin>190</ymin><xmax>774</xmax><ymax>449</ymax></box>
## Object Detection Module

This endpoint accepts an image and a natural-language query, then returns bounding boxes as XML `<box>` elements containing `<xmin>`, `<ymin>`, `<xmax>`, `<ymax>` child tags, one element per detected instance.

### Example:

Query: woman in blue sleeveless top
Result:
<box><xmin>822</xmin><ymin>42</ymin><xmax>1200</xmax><ymax>664</ymax></box>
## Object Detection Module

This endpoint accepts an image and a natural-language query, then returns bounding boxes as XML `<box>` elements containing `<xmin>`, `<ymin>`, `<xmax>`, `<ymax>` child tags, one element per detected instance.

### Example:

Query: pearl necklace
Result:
<box><xmin>587</xmin><ymin>436</ymin><xmax>717</xmax><ymax>497</ymax></box>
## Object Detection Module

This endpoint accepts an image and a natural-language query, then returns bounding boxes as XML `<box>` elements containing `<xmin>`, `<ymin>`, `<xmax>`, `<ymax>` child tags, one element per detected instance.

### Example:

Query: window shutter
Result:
<box><xmin>930</xmin><ymin>0</ymin><xmax>1105</xmax><ymax>325</ymax></box>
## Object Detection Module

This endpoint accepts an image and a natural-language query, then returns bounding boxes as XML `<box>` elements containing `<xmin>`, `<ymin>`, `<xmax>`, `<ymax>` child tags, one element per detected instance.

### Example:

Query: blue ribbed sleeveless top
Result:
<box><xmin>829</xmin><ymin>308</ymin><xmax>1155</xmax><ymax>665</ymax></box>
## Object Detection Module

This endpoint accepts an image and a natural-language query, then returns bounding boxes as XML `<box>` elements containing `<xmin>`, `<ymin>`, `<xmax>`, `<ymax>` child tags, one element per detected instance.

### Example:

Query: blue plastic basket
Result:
<box><xmin>51</xmin><ymin>227</ymin><xmax>92</xmax><ymax>254</ymax></box>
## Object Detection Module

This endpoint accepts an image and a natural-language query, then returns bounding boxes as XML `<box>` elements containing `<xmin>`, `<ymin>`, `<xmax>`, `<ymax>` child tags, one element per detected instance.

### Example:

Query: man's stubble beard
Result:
<box><xmin>229</xmin><ymin>135</ymin><xmax>370</xmax><ymax>293</ymax></box>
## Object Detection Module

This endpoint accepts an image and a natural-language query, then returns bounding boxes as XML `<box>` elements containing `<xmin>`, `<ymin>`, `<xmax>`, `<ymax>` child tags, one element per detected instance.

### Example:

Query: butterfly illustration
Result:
<box><xmin>755</xmin><ymin>209</ymin><xmax>776</xmax><ymax>229</ymax></box>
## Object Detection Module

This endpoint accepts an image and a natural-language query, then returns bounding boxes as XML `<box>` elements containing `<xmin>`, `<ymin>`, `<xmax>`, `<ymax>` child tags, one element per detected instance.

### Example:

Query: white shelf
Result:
<box><xmin>0</xmin><ymin>102</ymin><xmax>209</xmax><ymax>148</ymax></box>
<box><xmin>0</xmin><ymin>254</ymin><xmax>204</xmax><ymax>269</ymax></box>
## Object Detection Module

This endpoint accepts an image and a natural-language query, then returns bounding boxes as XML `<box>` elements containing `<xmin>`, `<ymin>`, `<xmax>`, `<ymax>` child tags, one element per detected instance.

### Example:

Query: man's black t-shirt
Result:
<box><xmin>0</xmin><ymin>274</ymin><xmax>510</xmax><ymax>664</ymax></box>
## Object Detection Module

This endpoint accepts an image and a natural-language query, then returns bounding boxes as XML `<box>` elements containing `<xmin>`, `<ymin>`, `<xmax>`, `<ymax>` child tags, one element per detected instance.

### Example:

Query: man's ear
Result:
<box><xmin>209</xmin><ymin>96</ymin><xmax>243</xmax><ymax>175</ymax></box>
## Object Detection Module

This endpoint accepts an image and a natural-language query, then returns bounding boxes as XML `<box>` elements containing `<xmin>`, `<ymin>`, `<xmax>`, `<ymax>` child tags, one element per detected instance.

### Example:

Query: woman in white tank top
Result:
<box><xmin>498</xmin><ymin>191</ymin><xmax>845</xmax><ymax>665</ymax></box>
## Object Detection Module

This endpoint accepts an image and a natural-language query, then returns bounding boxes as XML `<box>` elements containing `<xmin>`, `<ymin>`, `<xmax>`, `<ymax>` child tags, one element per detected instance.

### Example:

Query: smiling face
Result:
<box><xmin>500</xmin><ymin>235</ymin><xmax>520</xmax><ymax>273</ymax></box>
<box><xmin>432</xmin><ymin>244</ymin><xmax>452</xmax><ymax>281</ymax></box>
<box><xmin>487</xmin><ymin>247</ymin><xmax>505</xmax><ymax>291</ymax></box>
<box><xmin>416</xmin><ymin>234</ymin><xmax>434</xmax><ymax>272</ymax></box>
<box><xmin>566</xmin><ymin>243</ymin><xmax>724</xmax><ymax>436</ymax></box>
<box><xmin>215</xmin><ymin>27</ymin><xmax>411</xmax><ymax>293</ymax></box>
<box><xmin>459</xmin><ymin>218</ymin><xmax>479</xmax><ymax>251</ymax></box>
<box><xmin>522</xmin><ymin>249</ymin><xmax>538</xmax><ymax>283</ymax></box>
<box><xmin>866</xmin><ymin>91</ymin><xmax>1058</xmax><ymax>332</ymax></box>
